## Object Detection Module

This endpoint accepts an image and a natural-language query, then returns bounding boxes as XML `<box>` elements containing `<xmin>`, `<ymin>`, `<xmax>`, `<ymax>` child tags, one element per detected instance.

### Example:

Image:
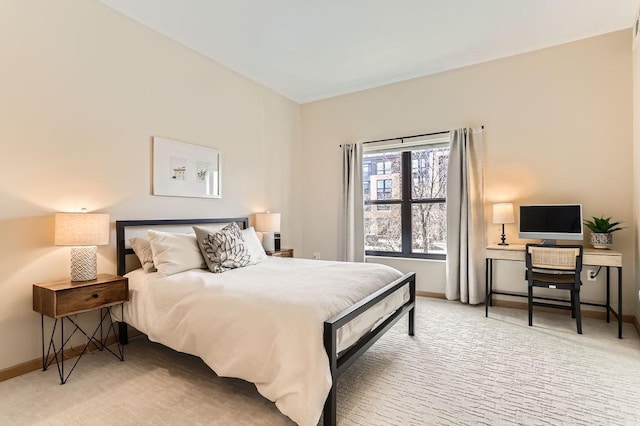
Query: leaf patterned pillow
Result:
<box><xmin>193</xmin><ymin>223</ymin><xmax>251</xmax><ymax>273</ymax></box>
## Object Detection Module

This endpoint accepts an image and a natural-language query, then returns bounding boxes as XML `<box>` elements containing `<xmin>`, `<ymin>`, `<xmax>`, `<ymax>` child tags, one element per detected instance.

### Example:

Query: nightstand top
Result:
<box><xmin>34</xmin><ymin>274</ymin><xmax>125</xmax><ymax>291</ymax></box>
<box><xmin>266</xmin><ymin>248</ymin><xmax>293</xmax><ymax>258</ymax></box>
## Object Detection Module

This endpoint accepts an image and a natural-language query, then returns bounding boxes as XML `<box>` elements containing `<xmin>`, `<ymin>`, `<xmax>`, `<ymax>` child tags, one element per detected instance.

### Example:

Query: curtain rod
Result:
<box><xmin>361</xmin><ymin>130</ymin><xmax>449</xmax><ymax>145</ymax></box>
<box><xmin>339</xmin><ymin>126</ymin><xmax>484</xmax><ymax>148</ymax></box>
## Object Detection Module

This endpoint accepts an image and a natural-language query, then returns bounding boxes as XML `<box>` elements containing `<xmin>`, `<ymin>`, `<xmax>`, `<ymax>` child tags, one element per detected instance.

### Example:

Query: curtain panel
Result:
<box><xmin>339</xmin><ymin>143</ymin><xmax>364</xmax><ymax>262</ymax></box>
<box><xmin>445</xmin><ymin>128</ymin><xmax>486</xmax><ymax>304</ymax></box>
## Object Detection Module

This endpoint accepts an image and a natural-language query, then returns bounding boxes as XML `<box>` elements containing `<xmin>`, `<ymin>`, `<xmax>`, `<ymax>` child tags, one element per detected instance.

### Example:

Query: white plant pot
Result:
<box><xmin>590</xmin><ymin>233</ymin><xmax>612</xmax><ymax>249</ymax></box>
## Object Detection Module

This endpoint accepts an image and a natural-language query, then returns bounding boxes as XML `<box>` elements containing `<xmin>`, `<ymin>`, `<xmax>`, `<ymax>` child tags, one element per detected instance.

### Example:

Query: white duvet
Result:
<box><xmin>112</xmin><ymin>257</ymin><xmax>407</xmax><ymax>425</ymax></box>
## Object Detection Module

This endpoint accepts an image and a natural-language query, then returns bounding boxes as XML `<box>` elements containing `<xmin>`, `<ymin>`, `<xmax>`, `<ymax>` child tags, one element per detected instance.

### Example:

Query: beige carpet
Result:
<box><xmin>1</xmin><ymin>297</ymin><xmax>639</xmax><ymax>425</ymax></box>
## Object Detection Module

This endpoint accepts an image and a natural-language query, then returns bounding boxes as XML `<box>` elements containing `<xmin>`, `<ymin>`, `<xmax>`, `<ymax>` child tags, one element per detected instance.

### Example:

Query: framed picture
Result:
<box><xmin>152</xmin><ymin>137</ymin><xmax>221</xmax><ymax>198</ymax></box>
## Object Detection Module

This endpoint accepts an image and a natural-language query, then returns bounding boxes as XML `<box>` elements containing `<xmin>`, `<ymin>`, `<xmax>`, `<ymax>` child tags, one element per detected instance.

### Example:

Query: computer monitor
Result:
<box><xmin>518</xmin><ymin>204</ymin><xmax>583</xmax><ymax>245</ymax></box>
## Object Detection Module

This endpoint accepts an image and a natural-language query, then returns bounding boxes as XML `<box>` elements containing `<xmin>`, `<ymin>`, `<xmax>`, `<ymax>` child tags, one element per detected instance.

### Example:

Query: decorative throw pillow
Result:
<box><xmin>241</xmin><ymin>227</ymin><xmax>267</xmax><ymax>264</ymax></box>
<box><xmin>148</xmin><ymin>230</ymin><xmax>206</xmax><ymax>276</ymax></box>
<box><xmin>194</xmin><ymin>223</ymin><xmax>251</xmax><ymax>273</ymax></box>
<box><xmin>129</xmin><ymin>238</ymin><xmax>157</xmax><ymax>272</ymax></box>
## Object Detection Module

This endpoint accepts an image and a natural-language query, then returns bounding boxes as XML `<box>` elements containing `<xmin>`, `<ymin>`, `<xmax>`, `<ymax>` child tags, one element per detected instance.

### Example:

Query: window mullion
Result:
<box><xmin>365</xmin><ymin>199</ymin><xmax>402</xmax><ymax>205</ymax></box>
<box><xmin>401</xmin><ymin>151</ymin><xmax>412</xmax><ymax>255</ymax></box>
<box><xmin>411</xmin><ymin>198</ymin><xmax>446</xmax><ymax>204</ymax></box>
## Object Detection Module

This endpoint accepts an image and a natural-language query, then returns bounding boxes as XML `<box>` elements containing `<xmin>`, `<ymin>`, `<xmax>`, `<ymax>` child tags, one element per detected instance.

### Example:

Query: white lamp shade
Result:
<box><xmin>54</xmin><ymin>213</ymin><xmax>110</xmax><ymax>246</ymax></box>
<box><xmin>492</xmin><ymin>203</ymin><xmax>515</xmax><ymax>225</ymax></box>
<box><xmin>255</xmin><ymin>212</ymin><xmax>281</xmax><ymax>233</ymax></box>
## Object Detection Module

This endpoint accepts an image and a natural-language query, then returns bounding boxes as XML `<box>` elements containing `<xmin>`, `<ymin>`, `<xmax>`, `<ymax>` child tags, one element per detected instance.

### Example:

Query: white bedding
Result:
<box><xmin>112</xmin><ymin>257</ymin><xmax>408</xmax><ymax>425</ymax></box>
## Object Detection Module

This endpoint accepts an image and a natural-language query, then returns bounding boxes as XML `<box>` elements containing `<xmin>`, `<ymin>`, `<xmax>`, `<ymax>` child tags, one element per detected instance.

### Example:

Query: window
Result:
<box><xmin>376</xmin><ymin>179</ymin><xmax>392</xmax><ymax>199</ymax></box>
<box><xmin>363</xmin><ymin>144</ymin><xmax>449</xmax><ymax>259</ymax></box>
<box><xmin>376</xmin><ymin>160</ymin><xmax>392</xmax><ymax>175</ymax></box>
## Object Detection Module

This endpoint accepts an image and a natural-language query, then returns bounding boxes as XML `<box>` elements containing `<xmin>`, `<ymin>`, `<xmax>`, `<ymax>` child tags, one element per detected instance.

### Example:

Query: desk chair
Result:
<box><xmin>525</xmin><ymin>244</ymin><xmax>584</xmax><ymax>334</ymax></box>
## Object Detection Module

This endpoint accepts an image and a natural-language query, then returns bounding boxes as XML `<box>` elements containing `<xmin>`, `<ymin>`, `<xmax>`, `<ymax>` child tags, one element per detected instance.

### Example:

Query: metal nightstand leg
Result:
<box><xmin>41</xmin><ymin>305</ymin><xmax>126</xmax><ymax>384</ymax></box>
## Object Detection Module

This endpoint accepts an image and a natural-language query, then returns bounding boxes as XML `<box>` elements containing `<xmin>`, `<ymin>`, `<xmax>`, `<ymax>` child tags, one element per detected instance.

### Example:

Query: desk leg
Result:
<box><xmin>485</xmin><ymin>259</ymin><xmax>489</xmax><ymax>317</ymax></box>
<box><xmin>41</xmin><ymin>314</ymin><xmax>45</xmax><ymax>371</ymax></box>
<box><xmin>618</xmin><ymin>266</ymin><xmax>623</xmax><ymax>339</ymax></box>
<box><xmin>606</xmin><ymin>267</ymin><xmax>610</xmax><ymax>323</ymax></box>
<box><xmin>489</xmin><ymin>260</ymin><xmax>493</xmax><ymax>307</ymax></box>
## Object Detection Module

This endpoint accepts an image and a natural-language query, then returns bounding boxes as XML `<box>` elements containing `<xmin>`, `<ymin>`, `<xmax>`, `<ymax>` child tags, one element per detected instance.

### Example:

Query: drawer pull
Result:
<box><xmin>92</xmin><ymin>293</ymin><xmax>99</xmax><ymax>299</ymax></box>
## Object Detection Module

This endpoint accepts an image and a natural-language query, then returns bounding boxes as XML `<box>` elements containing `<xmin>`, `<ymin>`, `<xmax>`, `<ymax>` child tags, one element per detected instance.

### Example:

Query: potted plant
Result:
<box><xmin>583</xmin><ymin>216</ymin><xmax>624</xmax><ymax>249</ymax></box>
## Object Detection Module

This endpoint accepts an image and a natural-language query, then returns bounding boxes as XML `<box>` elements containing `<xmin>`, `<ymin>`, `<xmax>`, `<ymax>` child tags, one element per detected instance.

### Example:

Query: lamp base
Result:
<box><xmin>274</xmin><ymin>233</ymin><xmax>281</xmax><ymax>251</ymax></box>
<box><xmin>497</xmin><ymin>224</ymin><xmax>509</xmax><ymax>246</ymax></box>
<box><xmin>261</xmin><ymin>232</ymin><xmax>275</xmax><ymax>252</ymax></box>
<box><xmin>70</xmin><ymin>246</ymin><xmax>97</xmax><ymax>281</ymax></box>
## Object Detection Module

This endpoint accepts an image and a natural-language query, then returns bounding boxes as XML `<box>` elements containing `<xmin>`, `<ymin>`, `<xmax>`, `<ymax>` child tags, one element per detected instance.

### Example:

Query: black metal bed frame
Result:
<box><xmin>116</xmin><ymin>217</ymin><xmax>249</xmax><ymax>277</ymax></box>
<box><xmin>323</xmin><ymin>272</ymin><xmax>415</xmax><ymax>425</ymax></box>
<box><xmin>115</xmin><ymin>217</ymin><xmax>416</xmax><ymax>426</ymax></box>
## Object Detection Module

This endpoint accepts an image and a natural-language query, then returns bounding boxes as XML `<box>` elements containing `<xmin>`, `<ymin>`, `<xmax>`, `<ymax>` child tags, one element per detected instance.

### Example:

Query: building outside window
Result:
<box><xmin>376</xmin><ymin>179</ymin><xmax>392</xmax><ymax>199</ymax></box>
<box><xmin>363</xmin><ymin>141</ymin><xmax>449</xmax><ymax>259</ymax></box>
<box><xmin>376</xmin><ymin>160</ymin><xmax>392</xmax><ymax>175</ymax></box>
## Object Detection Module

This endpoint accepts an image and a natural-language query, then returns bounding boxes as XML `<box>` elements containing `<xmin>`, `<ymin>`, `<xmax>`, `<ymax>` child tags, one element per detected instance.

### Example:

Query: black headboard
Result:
<box><xmin>116</xmin><ymin>217</ymin><xmax>249</xmax><ymax>276</ymax></box>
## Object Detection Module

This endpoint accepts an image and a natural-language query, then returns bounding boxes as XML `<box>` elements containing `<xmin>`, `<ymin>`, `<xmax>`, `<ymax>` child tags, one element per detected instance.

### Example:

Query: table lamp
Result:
<box><xmin>255</xmin><ymin>212</ymin><xmax>281</xmax><ymax>252</ymax></box>
<box><xmin>54</xmin><ymin>212</ymin><xmax>110</xmax><ymax>281</ymax></box>
<box><xmin>492</xmin><ymin>203</ymin><xmax>514</xmax><ymax>246</ymax></box>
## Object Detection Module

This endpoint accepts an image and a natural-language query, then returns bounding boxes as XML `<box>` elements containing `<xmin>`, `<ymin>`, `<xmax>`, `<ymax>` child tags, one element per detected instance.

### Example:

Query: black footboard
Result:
<box><xmin>322</xmin><ymin>272</ymin><xmax>416</xmax><ymax>425</ymax></box>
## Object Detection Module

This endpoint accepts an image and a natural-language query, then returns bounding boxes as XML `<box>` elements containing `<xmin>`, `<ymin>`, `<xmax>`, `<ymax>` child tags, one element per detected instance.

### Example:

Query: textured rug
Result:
<box><xmin>1</xmin><ymin>297</ymin><xmax>639</xmax><ymax>425</ymax></box>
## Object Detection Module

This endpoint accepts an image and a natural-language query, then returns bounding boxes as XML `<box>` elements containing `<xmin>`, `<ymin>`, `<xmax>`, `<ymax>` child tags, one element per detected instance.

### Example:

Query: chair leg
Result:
<box><xmin>574</xmin><ymin>289</ymin><xmax>582</xmax><ymax>334</ymax></box>
<box><xmin>570</xmin><ymin>292</ymin><xmax>576</xmax><ymax>318</ymax></box>
<box><xmin>528</xmin><ymin>285</ymin><xmax>533</xmax><ymax>327</ymax></box>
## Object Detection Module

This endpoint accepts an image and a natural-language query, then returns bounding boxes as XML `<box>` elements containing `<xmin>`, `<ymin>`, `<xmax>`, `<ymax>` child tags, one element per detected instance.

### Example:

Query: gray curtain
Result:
<box><xmin>339</xmin><ymin>143</ymin><xmax>364</xmax><ymax>262</ymax></box>
<box><xmin>445</xmin><ymin>128</ymin><xmax>485</xmax><ymax>304</ymax></box>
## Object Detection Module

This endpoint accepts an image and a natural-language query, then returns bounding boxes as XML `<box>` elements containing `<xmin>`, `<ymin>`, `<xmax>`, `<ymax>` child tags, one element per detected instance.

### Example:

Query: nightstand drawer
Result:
<box><xmin>56</xmin><ymin>281</ymin><xmax>128</xmax><ymax>316</ymax></box>
<box><xmin>33</xmin><ymin>274</ymin><xmax>129</xmax><ymax>318</ymax></box>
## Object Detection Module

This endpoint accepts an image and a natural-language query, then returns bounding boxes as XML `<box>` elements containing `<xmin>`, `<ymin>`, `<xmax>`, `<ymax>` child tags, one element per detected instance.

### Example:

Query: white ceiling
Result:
<box><xmin>99</xmin><ymin>0</ymin><xmax>638</xmax><ymax>103</ymax></box>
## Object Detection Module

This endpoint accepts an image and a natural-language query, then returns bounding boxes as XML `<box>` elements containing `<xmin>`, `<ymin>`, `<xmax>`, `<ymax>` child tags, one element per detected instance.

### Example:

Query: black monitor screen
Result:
<box><xmin>519</xmin><ymin>205</ymin><xmax>582</xmax><ymax>233</ymax></box>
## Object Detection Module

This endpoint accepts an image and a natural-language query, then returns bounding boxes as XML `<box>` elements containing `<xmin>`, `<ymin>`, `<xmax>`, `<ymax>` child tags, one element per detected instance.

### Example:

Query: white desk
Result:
<box><xmin>485</xmin><ymin>244</ymin><xmax>623</xmax><ymax>338</ymax></box>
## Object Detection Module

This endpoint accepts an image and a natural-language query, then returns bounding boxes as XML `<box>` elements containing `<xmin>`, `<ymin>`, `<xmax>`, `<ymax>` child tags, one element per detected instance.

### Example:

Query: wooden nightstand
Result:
<box><xmin>266</xmin><ymin>248</ymin><xmax>294</xmax><ymax>258</ymax></box>
<box><xmin>33</xmin><ymin>274</ymin><xmax>129</xmax><ymax>384</ymax></box>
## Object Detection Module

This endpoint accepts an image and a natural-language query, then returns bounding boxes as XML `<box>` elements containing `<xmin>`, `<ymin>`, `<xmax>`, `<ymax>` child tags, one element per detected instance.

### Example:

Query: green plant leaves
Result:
<box><xmin>583</xmin><ymin>216</ymin><xmax>625</xmax><ymax>233</ymax></box>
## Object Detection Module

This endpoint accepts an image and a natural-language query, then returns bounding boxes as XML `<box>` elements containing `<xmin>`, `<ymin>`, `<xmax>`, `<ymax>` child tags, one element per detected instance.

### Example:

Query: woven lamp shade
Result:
<box><xmin>54</xmin><ymin>213</ymin><xmax>109</xmax><ymax>281</ymax></box>
<box><xmin>54</xmin><ymin>213</ymin><xmax>110</xmax><ymax>246</ymax></box>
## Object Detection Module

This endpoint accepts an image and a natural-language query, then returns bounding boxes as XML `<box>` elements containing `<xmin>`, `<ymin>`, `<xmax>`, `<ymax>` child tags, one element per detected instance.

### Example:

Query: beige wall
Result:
<box><xmin>300</xmin><ymin>31</ymin><xmax>634</xmax><ymax>315</ymax></box>
<box><xmin>0</xmin><ymin>0</ymin><xmax>301</xmax><ymax>370</ymax></box>
<box><xmin>0</xmin><ymin>1</ymin><xmax>634</xmax><ymax>373</ymax></box>
<box><xmin>633</xmin><ymin>17</ymin><xmax>640</xmax><ymax>323</ymax></box>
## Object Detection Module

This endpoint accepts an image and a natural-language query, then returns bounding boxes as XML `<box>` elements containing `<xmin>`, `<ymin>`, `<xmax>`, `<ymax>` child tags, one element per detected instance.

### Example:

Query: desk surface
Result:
<box><xmin>486</xmin><ymin>244</ymin><xmax>622</xmax><ymax>267</ymax></box>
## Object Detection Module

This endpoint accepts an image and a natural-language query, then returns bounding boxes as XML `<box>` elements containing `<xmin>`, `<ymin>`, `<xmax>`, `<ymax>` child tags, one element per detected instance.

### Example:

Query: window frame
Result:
<box><xmin>364</xmin><ymin>150</ymin><xmax>447</xmax><ymax>260</ymax></box>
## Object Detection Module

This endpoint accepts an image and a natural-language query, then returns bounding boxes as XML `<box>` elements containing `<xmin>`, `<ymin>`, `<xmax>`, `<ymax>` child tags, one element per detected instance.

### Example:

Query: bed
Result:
<box><xmin>114</xmin><ymin>217</ymin><xmax>416</xmax><ymax>425</ymax></box>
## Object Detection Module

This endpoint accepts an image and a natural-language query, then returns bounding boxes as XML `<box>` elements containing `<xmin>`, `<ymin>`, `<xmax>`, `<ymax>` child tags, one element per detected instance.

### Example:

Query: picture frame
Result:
<box><xmin>152</xmin><ymin>136</ymin><xmax>221</xmax><ymax>199</ymax></box>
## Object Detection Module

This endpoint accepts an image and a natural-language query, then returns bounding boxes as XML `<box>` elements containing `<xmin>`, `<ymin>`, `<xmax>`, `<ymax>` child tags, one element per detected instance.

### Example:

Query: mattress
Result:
<box><xmin>112</xmin><ymin>257</ymin><xmax>409</xmax><ymax>425</ymax></box>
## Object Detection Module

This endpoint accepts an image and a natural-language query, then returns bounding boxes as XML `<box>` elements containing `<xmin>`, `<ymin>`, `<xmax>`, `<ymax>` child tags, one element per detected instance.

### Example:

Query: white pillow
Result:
<box><xmin>241</xmin><ymin>227</ymin><xmax>267</xmax><ymax>264</ymax></box>
<box><xmin>148</xmin><ymin>230</ymin><xmax>205</xmax><ymax>276</ymax></box>
<box><xmin>129</xmin><ymin>237</ymin><xmax>156</xmax><ymax>272</ymax></box>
